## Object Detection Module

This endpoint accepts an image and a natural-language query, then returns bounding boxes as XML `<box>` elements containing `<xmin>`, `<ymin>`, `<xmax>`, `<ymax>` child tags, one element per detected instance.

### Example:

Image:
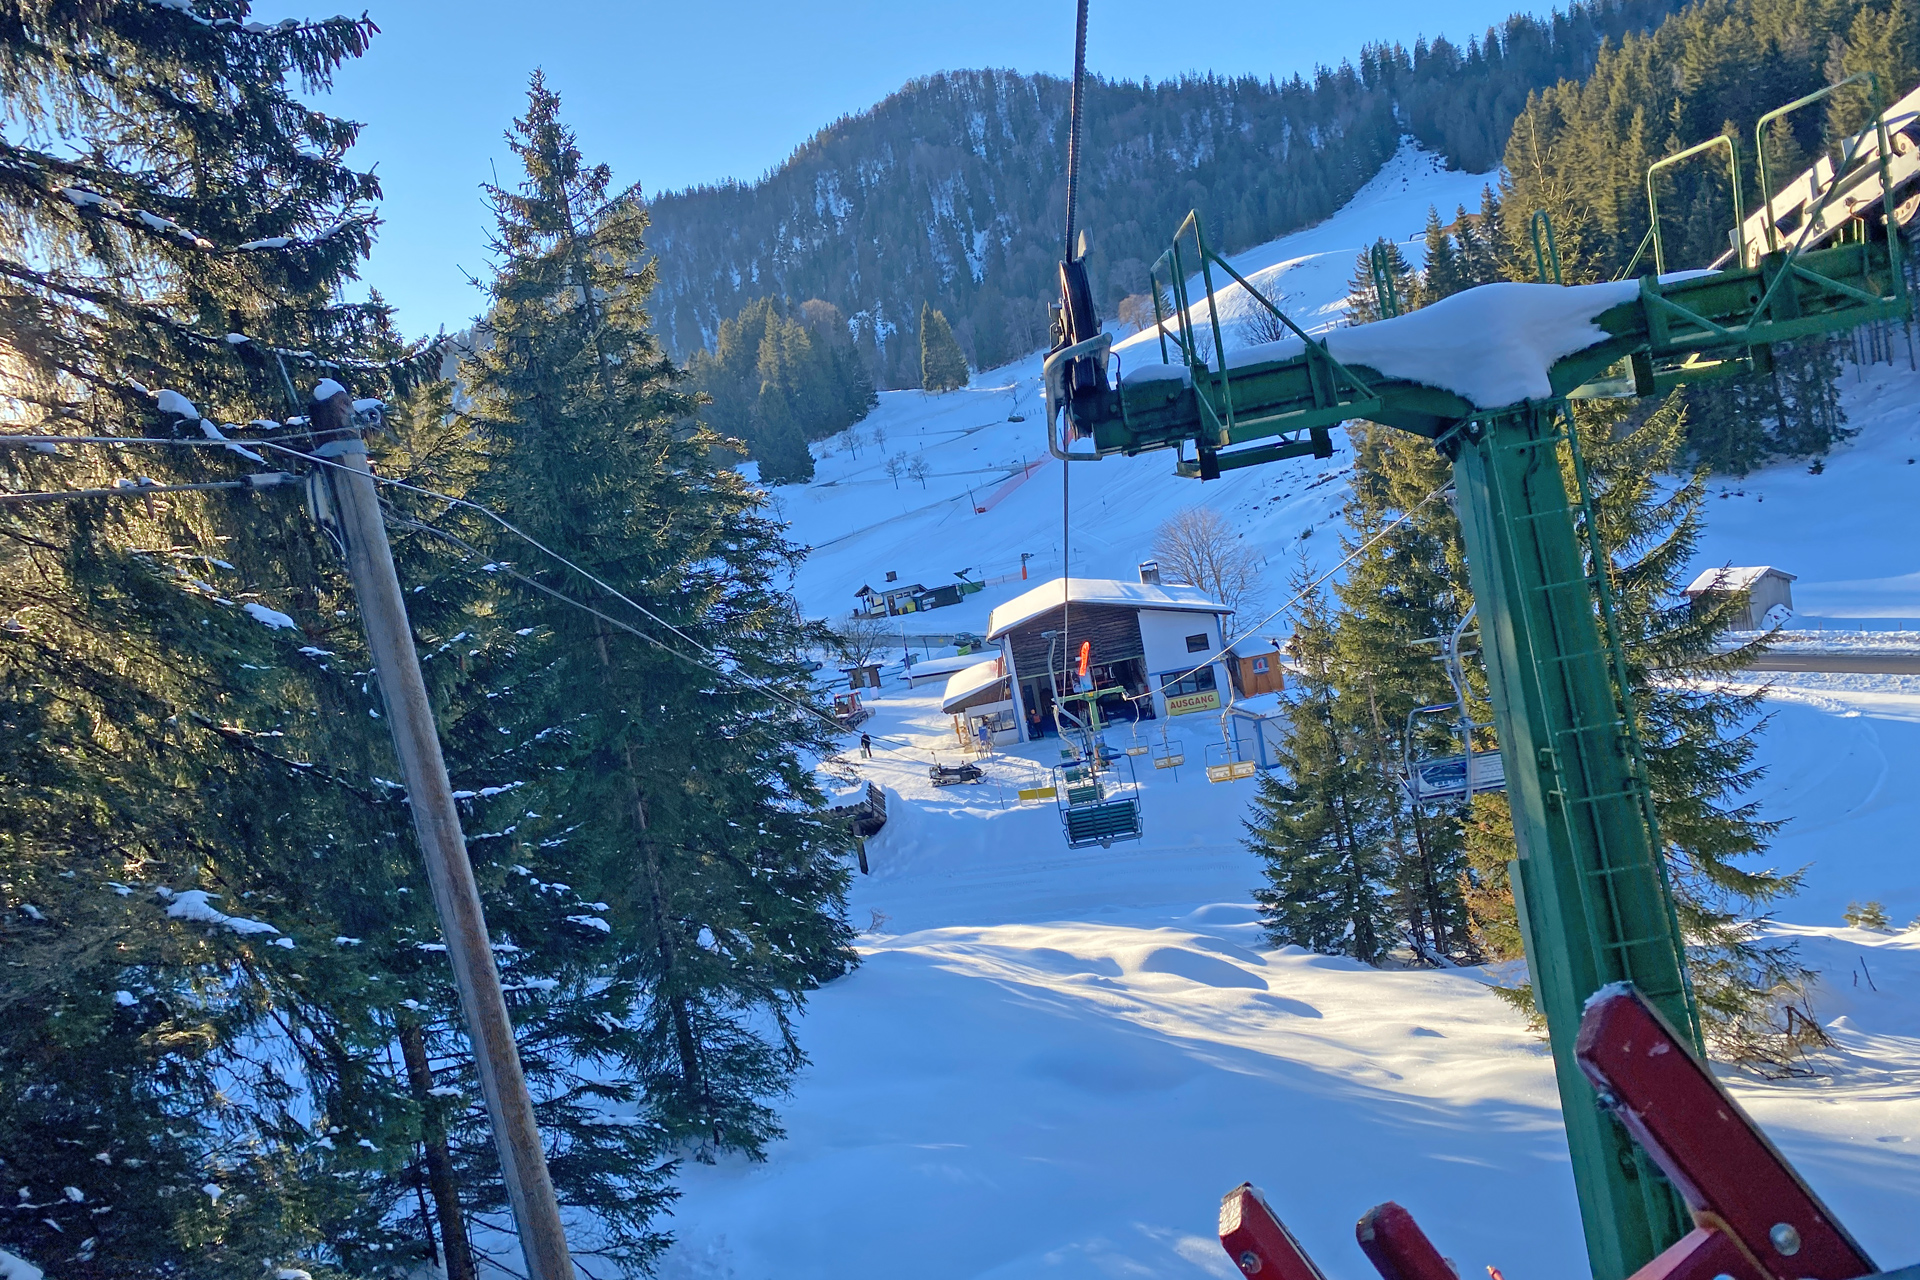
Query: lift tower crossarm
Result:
<box><xmin>1064</xmin><ymin>237</ymin><xmax>1904</xmax><ymax>471</ymax></box>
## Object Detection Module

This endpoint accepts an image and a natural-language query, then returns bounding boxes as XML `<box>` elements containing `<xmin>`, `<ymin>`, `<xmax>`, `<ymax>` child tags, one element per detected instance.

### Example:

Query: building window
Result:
<box><xmin>1185</xmin><ymin>632</ymin><xmax>1209</xmax><ymax>652</ymax></box>
<box><xmin>1164</xmin><ymin>666</ymin><xmax>1217</xmax><ymax>697</ymax></box>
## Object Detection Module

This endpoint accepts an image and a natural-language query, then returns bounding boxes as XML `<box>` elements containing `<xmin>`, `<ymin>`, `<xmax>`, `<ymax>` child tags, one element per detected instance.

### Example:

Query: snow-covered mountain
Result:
<box><xmin>659</xmin><ymin>143</ymin><xmax>1920</xmax><ymax>1280</ymax></box>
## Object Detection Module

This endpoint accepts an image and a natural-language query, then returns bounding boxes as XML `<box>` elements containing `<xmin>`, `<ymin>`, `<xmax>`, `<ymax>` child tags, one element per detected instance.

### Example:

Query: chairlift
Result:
<box><xmin>1050</xmin><ymin>682</ymin><xmax>1145</xmax><ymax>847</ymax></box>
<box><xmin>1203</xmin><ymin>709</ymin><xmax>1257</xmax><ymax>783</ymax></box>
<box><xmin>1150</xmin><ymin>724</ymin><xmax>1185</xmax><ymax>771</ymax></box>
<box><xmin>1400</xmin><ymin>605</ymin><xmax>1506</xmax><ymax>804</ymax></box>
<box><xmin>1124</xmin><ymin>714</ymin><xmax>1150</xmax><ymax>757</ymax></box>
<box><xmin>1053</xmin><ymin>749</ymin><xmax>1143</xmax><ymax>848</ymax></box>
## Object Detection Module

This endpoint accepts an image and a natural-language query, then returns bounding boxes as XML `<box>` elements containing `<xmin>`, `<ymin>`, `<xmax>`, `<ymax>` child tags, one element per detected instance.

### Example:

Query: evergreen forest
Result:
<box><xmin>644</xmin><ymin>0</ymin><xmax>1688</xmax><ymax>387</ymax></box>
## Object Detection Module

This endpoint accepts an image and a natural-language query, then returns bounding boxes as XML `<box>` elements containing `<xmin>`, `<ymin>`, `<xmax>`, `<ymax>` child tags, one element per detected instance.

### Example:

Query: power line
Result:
<box><xmin>0</xmin><ymin>472</ymin><xmax>297</xmax><ymax>504</ymax></box>
<box><xmin>278</xmin><ymin>440</ymin><xmax>941</xmax><ymax>763</ymax></box>
<box><xmin>0</xmin><ymin>431</ymin><xmax>312</xmax><ymax>448</ymax></box>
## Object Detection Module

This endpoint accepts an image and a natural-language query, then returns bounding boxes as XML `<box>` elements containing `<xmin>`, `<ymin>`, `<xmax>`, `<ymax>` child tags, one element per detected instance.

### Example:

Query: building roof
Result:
<box><xmin>1683</xmin><ymin>565</ymin><xmax>1796</xmax><ymax>596</ymax></box>
<box><xmin>904</xmin><ymin>652</ymin><xmax>996</xmax><ymax>686</ymax></box>
<box><xmin>941</xmin><ymin>657</ymin><xmax>1010</xmax><ymax>713</ymax></box>
<box><xmin>986</xmin><ymin>577</ymin><xmax>1231</xmax><ymax>641</ymax></box>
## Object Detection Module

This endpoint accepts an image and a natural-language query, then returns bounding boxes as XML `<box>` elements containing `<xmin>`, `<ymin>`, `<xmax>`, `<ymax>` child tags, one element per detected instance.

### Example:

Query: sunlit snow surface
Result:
<box><xmin>656</xmin><ymin>143</ymin><xmax>1920</xmax><ymax>1279</ymax></box>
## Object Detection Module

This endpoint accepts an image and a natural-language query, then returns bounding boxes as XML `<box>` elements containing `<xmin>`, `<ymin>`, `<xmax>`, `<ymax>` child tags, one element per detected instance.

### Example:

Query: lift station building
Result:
<box><xmin>985</xmin><ymin>574</ymin><xmax>1234</xmax><ymax>732</ymax></box>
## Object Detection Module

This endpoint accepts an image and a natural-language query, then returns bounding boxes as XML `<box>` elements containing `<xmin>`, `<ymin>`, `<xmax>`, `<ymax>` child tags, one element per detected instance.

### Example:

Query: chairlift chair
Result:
<box><xmin>1049</xmin><ymin>684</ymin><xmax>1145</xmax><ymax>848</ymax></box>
<box><xmin>1150</xmin><ymin>724</ymin><xmax>1185</xmax><ymax>771</ymax></box>
<box><xmin>1053</xmin><ymin>748</ymin><xmax>1143</xmax><ymax>848</ymax></box>
<box><xmin>1398</xmin><ymin>606</ymin><xmax>1505</xmax><ymax>805</ymax></box>
<box><xmin>1203</xmin><ymin>731</ymin><xmax>1257</xmax><ymax>783</ymax></box>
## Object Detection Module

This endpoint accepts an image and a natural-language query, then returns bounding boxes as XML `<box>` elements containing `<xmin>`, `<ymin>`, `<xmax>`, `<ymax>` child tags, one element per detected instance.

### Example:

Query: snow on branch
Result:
<box><xmin>57</xmin><ymin>179</ymin><xmax>374</xmax><ymax>259</ymax></box>
<box><xmin>162</xmin><ymin>888</ymin><xmax>287</xmax><ymax>942</ymax></box>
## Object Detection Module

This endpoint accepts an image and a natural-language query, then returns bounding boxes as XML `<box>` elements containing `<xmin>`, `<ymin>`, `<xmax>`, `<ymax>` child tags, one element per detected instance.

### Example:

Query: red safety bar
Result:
<box><xmin>1219</xmin><ymin>1184</ymin><xmax>1330</xmax><ymax>1280</ymax></box>
<box><xmin>1357</xmin><ymin>1202</ymin><xmax>1458</xmax><ymax>1280</ymax></box>
<box><xmin>1575</xmin><ymin>984</ymin><xmax>1876</xmax><ymax>1280</ymax></box>
<box><xmin>1221</xmin><ymin>983</ymin><xmax>1899</xmax><ymax>1280</ymax></box>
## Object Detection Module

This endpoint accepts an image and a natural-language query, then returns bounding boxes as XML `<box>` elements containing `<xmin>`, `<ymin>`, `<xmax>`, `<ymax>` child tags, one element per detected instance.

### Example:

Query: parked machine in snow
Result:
<box><xmin>832</xmin><ymin>690</ymin><xmax>870</xmax><ymax>729</ymax></box>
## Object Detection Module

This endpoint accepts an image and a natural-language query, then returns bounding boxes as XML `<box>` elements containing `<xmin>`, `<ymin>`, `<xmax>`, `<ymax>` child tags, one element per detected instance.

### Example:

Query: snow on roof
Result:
<box><xmin>987</xmin><ymin>578</ymin><xmax>1230</xmax><ymax>640</ymax></box>
<box><xmin>942</xmin><ymin>657</ymin><xmax>1010</xmax><ymax>713</ymax></box>
<box><xmin>1684</xmin><ymin>565</ymin><xmax>1795</xmax><ymax>596</ymax></box>
<box><xmin>905</xmin><ymin>652</ymin><xmax>997</xmax><ymax>684</ymax></box>
<box><xmin>1123</xmin><ymin>278</ymin><xmax>1643</xmax><ymax>410</ymax></box>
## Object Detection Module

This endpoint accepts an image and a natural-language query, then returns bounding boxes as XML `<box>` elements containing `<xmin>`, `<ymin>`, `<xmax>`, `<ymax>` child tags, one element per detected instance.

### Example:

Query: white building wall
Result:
<box><xmin>1137</xmin><ymin>608</ymin><xmax>1228</xmax><ymax>718</ymax></box>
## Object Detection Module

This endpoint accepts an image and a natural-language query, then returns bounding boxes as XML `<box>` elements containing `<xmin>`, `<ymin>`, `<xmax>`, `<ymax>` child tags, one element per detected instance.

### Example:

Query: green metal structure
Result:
<box><xmin>1043</xmin><ymin>79</ymin><xmax>1919</xmax><ymax>1280</ymax></box>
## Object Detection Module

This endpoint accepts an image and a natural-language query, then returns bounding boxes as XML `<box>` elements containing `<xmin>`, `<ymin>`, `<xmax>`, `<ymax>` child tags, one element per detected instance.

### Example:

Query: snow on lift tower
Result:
<box><xmin>1042</xmin><ymin>30</ymin><xmax>1920</xmax><ymax>1280</ymax></box>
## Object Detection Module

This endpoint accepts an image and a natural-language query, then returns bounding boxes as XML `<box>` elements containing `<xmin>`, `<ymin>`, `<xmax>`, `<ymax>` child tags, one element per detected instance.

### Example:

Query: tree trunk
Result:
<box><xmin>399</xmin><ymin>1020</ymin><xmax>476</xmax><ymax>1280</ymax></box>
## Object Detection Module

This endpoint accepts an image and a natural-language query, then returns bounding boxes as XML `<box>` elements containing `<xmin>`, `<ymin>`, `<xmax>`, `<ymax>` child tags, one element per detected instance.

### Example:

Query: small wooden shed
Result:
<box><xmin>1684</xmin><ymin>566</ymin><xmax>1795</xmax><ymax>630</ymax></box>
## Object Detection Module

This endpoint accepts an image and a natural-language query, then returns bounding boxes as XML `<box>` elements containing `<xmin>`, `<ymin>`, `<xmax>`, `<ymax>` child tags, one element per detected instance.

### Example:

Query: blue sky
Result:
<box><xmin>265</xmin><ymin>0</ymin><xmax>1552</xmax><ymax>336</ymax></box>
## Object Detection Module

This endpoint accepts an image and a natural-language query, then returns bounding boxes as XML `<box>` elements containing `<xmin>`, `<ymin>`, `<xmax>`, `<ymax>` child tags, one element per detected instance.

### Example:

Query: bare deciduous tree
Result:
<box><xmin>1236</xmin><ymin>302</ymin><xmax>1292</xmax><ymax>346</ymax></box>
<box><xmin>906</xmin><ymin>456</ymin><xmax>930</xmax><ymax>488</ymax></box>
<box><xmin>833</xmin><ymin>613</ymin><xmax>892</xmax><ymax>667</ymax></box>
<box><xmin>883</xmin><ymin>454</ymin><xmax>904</xmax><ymax>488</ymax></box>
<box><xmin>1151</xmin><ymin>506</ymin><xmax>1262</xmax><ymax>616</ymax></box>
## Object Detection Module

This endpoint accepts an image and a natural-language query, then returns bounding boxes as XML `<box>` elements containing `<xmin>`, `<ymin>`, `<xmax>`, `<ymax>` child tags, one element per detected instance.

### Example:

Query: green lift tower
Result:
<box><xmin>1043</xmin><ymin>76</ymin><xmax>1919</xmax><ymax>1280</ymax></box>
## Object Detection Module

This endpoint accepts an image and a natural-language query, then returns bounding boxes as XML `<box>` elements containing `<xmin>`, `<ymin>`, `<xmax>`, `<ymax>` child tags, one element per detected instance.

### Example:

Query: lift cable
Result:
<box><xmin>277</xmin><ymin>439</ymin><xmax>944</xmax><ymax>764</ymax></box>
<box><xmin>1056</xmin><ymin>0</ymin><xmax>1091</xmax><ymax>729</ymax></box>
<box><xmin>0</xmin><ymin>426</ymin><xmax>947</xmax><ymax>764</ymax></box>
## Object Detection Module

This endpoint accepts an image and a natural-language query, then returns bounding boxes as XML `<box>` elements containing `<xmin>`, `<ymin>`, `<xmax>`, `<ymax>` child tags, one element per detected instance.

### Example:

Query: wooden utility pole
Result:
<box><xmin>309</xmin><ymin>387</ymin><xmax>574</xmax><ymax>1280</ymax></box>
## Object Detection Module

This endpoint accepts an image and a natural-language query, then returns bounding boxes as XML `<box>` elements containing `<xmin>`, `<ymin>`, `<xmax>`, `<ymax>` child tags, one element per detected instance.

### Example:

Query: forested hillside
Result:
<box><xmin>644</xmin><ymin>0</ymin><xmax>1686</xmax><ymax>388</ymax></box>
<box><xmin>1496</xmin><ymin>0</ymin><xmax>1920</xmax><ymax>470</ymax></box>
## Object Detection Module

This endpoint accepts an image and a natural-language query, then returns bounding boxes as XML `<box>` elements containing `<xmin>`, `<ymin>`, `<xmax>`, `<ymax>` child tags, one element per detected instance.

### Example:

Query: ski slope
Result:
<box><xmin>659</xmin><ymin>145</ymin><xmax>1920</xmax><ymax>1279</ymax></box>
<box><xmin>774</xmin><ymin>142</ymin><xmax>1496</xmax><ymax>637</ymax></box>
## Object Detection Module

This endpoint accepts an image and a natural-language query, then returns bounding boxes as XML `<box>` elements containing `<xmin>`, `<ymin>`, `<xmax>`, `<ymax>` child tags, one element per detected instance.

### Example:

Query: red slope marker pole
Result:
<box><xmin>1576</xmin><ymin>984</ymin><xmax>1876</xmax><ymax>1280</ymax></box>
<box><xmin>1356</xmin><ymin>1201</ymin><xmax>1458</xmax><ymax>1280</ymax></box>
<box><xmin>1220</xmin><ymin>1183</ymin><xmax>1332</xmax><ymax>1280</ymax></box>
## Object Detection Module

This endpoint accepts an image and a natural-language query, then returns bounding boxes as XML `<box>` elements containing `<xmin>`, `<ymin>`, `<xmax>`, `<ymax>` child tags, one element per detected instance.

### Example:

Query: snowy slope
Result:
<box><xmin>778</xmin><ymin>142</ymin><xmax>1496</xmax><ymax>638</ymax></box>
<box><xmin>658</xmin><ymin>676</ymin><xmax>1920</xmax><ymax>1280</ymax></box>
<box><xmin>656</xmin><ymin>144</ymin><xmax>1920</xmax><ymax>1280</ymax></box>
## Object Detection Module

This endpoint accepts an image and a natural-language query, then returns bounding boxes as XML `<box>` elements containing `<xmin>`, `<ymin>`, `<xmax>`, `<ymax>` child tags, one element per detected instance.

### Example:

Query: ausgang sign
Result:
<box><xmin>1166</xmin><ymin>689</ymin><xmax>1221</xmax><ymax>716</ymax></box>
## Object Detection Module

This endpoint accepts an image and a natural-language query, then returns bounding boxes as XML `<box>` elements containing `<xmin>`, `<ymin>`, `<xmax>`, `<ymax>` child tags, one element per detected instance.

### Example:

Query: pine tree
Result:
<box><xmin>919</xmin><ymin>303</ymin><xmax>970</xmax><ymax>391</ymax></box>
<box><xmin>1459</xmin><ymin>397</ymin><xmax>1818</xmax><ymax>1067</ymax></box>
<box><xmin>1333</xmin><ymin>427</ymin><xmax>1479</xmax><ymax>963</ymax></box>
<box><xmin>688</xmin><ymin>296</ymin><xmax>872</xmax><ymax>478</ymax></box>
<box><xmin>1246</xmin><ymin>569</ymin><xmax>1397</xmax><ymax>961</ymax></box>
<box><xmin>0</xmin><ymin>6</ymin><xmax>455</xmax><ymax>1275</ymax></box>
<box><xmin>1344</xmin><ymin>239</ymin><xmax>1418</xmax><ymax>323</ymax></box>
<box><xmin>461</xmin><ymin>76</ymin><xmax>857</xmax><ymax>1170</ymax></box>
<box><xmin>1416</xmin><ymin>206</ymin><xmax>1467</xmax><ymax>304</ymax></box>
<box><xmin>751</xmin><ymin>321</ymin><xmax>817</xmax><ymax>485</ymax></box>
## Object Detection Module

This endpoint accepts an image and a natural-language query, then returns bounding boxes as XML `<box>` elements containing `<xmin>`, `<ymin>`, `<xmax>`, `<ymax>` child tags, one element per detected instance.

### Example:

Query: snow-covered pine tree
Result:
<box><xmin>919</xmin><ymin>303</ymin><xmax>969</xmax><ymax>391</ymax></box>
<box><xmin>460</xmin><ymin>74</ymin><xmax>857</xmax><ymax>1162</ymax></box>
<box><xmin>1245</xmin><ymin>568</ymin><xmax>1397</xmax><ymax>961</ymax></box>
<box><xmin>0</xmin><ymin>4</ymin><xmax>451</xmax><ymax>1275</ymax></box>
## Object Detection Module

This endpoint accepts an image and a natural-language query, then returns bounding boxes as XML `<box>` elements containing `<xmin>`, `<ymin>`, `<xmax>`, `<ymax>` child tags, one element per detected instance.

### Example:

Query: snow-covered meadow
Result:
<box><xmin>658</xmin><ymin>143</ymin><xmax>1920</xmax><ymax>1279</ymax></box>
